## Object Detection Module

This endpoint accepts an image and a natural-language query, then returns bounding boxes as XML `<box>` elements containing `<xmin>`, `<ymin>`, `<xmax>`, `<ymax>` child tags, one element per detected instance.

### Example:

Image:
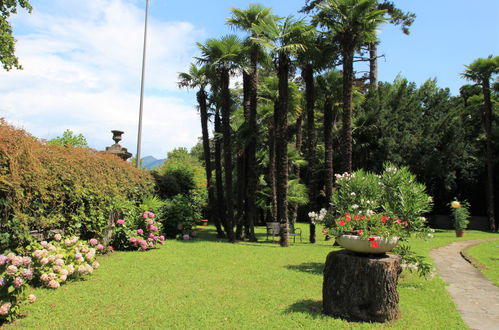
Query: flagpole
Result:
<box><xmin>135</xmin><ymin>0</ymin><xmax>149</xmax><ymax>168</ymax></box>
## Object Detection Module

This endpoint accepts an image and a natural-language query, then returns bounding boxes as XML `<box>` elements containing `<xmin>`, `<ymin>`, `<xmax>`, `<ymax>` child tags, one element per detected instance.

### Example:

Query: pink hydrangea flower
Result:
<box><xmin>108</xmin><ymin>246</ymin><xmax>114</xmax><ymax>252</ymax></box>
<box><xmin>89</xmin><ymin>238</ymin><xmax>98</xmax><ymax>246</ymax></box>
<box><xmin>137</xmin><ymin>229</ymin><xmax>144</xmax><ymax>235</ymax></box>
<box><xmin>148</xmin><ymin>242</ymin><xmax>154</xmax><ymax>248</ymax></box>
<box><xmin>159</xmin><ymin>236</ymin><xmax>165</xmax><ymax>241</ymax></box>
<box><xmin>6</xmin><ymin>265</ymin><xmax>18</xmax><ymax>276</ymax></box>
<box><xmin>182</xmin><ymin>234</ymin><xmax>190</xmax><ymax>241</ymax></box>
<box><xmin>116</xmin><ymin>219</ymin><xmax>125</xmax><ymax>225</ymax></box>
<box><xmin>41</xmin><ymin>241</ymin><xmax>48</xmax><ymax>247</ymax></box>
<box><xmin>0</xmin><ymin>255</ymin><xmax>7</xmax><ymax>265</ymax></box>
<box><xmin>13</xmin><ymin>277</ymin><xmax>23</xmax><ymax>288</ymax></box>
<box><xmin>97</xmin><ymin>244</ymin><xmax>104</xmax><ymax>251</ymax></box>
<box><xmin>54</xmin><ymin>233</ymin><xmax>62</xmax><ymax>241</ymax></box>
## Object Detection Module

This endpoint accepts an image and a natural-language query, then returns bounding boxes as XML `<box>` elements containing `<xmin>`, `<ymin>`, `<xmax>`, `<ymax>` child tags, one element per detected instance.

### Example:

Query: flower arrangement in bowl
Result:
<box><xmin>450</xmin><ymin>199</ymin><xmax>470</xmax><ymax>237</ymax></box>
<box><xmin>310</xmin><ymin>163</ymin><xmax>434</xmax><ymax>254</ymax></box>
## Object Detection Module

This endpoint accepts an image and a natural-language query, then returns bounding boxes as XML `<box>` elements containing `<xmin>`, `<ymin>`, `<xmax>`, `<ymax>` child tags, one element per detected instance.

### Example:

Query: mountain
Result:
<box><xmin>141</xmin><ymin>156</ymin><xmax>166</xmax><ymax>170</ymax></box>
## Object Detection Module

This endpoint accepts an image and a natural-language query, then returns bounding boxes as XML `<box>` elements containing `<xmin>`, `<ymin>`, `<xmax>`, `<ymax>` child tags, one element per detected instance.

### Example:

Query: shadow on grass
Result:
<box><xmin>285</xmin><ymin>262</ymin><xmax>324</xmax><ymax>275</ymax></box>
<box><xmin>284</xmin><ymin>299</ymin><xmax>324</xmax><ymax>319</ymax></box>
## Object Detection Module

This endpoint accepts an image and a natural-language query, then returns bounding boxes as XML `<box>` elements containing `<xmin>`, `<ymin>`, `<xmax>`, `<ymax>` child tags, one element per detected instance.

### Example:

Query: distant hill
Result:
<box><xmin>141</xmin><ymin>156</ymin><xmax>166</xmax><ymax>170</ymax></box>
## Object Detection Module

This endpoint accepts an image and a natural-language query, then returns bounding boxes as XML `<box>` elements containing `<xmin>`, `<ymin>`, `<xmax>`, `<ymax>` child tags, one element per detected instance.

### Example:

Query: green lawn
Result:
<box><xmin>464</xmin><ymin>240</ymin><xmax>499</xmax><ymax>286</ymax></box>
<box><xmin>6</xmin><ymin>226</ymin><xmax>498</xmax><ymax>329</ymax></box>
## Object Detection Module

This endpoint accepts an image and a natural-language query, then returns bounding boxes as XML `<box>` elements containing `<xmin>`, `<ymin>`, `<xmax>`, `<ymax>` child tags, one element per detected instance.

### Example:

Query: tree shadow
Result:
<box><xmin>284</xmin><ymin>299</ymin><xmax>324</xmax><ymax>319</ymax></box>
<box><xmin>285</xmin><ymin>262</ymin><xmax>324</xmax><ymax>275</ymax></box>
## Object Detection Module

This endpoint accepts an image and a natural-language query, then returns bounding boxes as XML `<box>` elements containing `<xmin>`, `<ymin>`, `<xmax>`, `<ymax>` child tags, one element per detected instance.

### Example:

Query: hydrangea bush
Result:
<box><xmin>311</xmin><ymin>163</ymin><xmax>434</xmax><ymax>242</ymax></box>
<box><xmin>111</xmin><ymin>211</ymin><xmax>165</xmax><ymax>251</ymax></box>
<box><xmin>0</xmin><ymin>253</ymin><xmax>33</xmax><ymax>321</ymax></box>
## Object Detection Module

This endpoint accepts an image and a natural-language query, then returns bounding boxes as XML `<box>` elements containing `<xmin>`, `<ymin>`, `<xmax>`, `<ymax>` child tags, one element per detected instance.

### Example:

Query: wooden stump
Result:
<box><xmin>323</xmin><ymin>249</ymin><xmax>402</xmax><ymax>322</ymax></box>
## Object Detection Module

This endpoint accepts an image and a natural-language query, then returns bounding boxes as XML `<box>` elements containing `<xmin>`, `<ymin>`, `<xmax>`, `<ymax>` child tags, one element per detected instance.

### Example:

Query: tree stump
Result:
<box><xmin>323</xmin><ymin>249</ymin><xmax>402</xmax><ymax>322</ymax></box>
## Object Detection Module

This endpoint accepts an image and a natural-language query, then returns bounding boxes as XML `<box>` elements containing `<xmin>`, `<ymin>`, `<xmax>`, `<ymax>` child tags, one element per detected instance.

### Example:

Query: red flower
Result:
<box><xmin>357</xmin><ymin>229</ymin><xmax>363</xmax><ymax>235</ymax></box>
<box><xmin>403</xmin><ymin>221</ymin><xmax>408</xmax><ymax>228</ymax></box>
<box><xmin>368</xmin><ymin>236</ymin><xmax>375</xmax><ymax>241</ymax></box>
<box><xmin>354</xmin><ymin>215</ymin><xmax>359</xmax><ymax>221</ymax></box>
<box><xmin>395</xmin><ymin>218</ymin><xmax>401</xmax><ymax>224</ymax></box>
<box><xmin>344</xmin><ymin>213</ymin><xmax>351</xmax><ymax>221</ymax></box>
<box><xmin>360</xmin><ymin>216</ymin><xmax>365</xmax><ymax>221</ymax></box>
<box><xmin>381</xmin><ymin>216</ymin><xmax>387</xmax><ymax>223</ymax></box>
<box><xmin>339</xmin><ymin>220</ymin><xmax>345</xmax><ymax>226</ymax></box>
<box><xmin>371</xmin><ymin>241</ymin><xmax>379</xmax><ymax>248</ymax></box>
<box><xmin>322</xmin><ymin>228</ymin><xmax>327</xmax><ymax>234</ymax></box>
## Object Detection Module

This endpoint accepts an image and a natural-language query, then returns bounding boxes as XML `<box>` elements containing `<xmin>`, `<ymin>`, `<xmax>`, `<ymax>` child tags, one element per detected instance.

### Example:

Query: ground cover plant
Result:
<box><xmin>5</xmin><ymin>226</ymin><xmax>497</xmax><ymax>329</ymax></box>
<box><xmin>464</xmin><ymin>240</ymin><xmax>499</xmax><ymax>286</ymax></box>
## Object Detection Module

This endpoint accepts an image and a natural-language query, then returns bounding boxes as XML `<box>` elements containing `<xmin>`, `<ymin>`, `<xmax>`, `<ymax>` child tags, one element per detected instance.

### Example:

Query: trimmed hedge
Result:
<box><xmin>0</xmin><ymin>120</ymin><xmax>154</xmax><ymax>250</ymax></box>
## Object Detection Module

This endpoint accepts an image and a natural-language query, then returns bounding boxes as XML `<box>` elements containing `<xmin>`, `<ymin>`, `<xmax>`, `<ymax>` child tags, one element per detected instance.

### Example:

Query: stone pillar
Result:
<box><xmin>323</xmin><ymin>249</ymin><xmax>402</xmax><ymax>322</ymax></box>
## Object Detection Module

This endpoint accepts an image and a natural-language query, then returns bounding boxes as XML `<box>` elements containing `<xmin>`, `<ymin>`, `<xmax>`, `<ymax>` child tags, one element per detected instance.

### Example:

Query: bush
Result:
<box><xmin>161</xmin><ymin>194</ymin><xmax>202</xmax><ymax>239</ymax></box>
<box><xmin>111</xmin><ymin>212</ymin><xmax>165</xmax><ymax>250</ymax></box>
<box><xmin>450</xmin><ymin>200</ymin><xmax>470</xmax><ymax>231</ymax></box>
<box><xmin>0</xmin><ymin>120</ymin><xmax>154</xmax><ymax>250</ymax></box>
<box><xmin>0</xmin><ymin>253</ymin><xmax>32</xmax><ymax>322</ymax></box>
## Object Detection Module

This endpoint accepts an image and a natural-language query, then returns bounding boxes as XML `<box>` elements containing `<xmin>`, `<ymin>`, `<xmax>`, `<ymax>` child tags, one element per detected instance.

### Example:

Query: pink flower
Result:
<box><xmin>148</xmin><ymin>242</ymin><xmax>154</xmax><ymax>248</ymax></box>
<box><xmin>0</xmin><ymin>255</ymin><xmax>7</xmax><ymax>265</ymax></box>
<box><xmin>54</xmin><ymin>233</ymin><xmax>62</xmax><ymax>241</ymax></box>
<box><xmin>116</xmin><ymin>219</ymin><xmax>125</xmax><ymax>225</ymax></box>
<box><xmin>148</xmin><ymin>233</ymin><xmax>154</xmax><ymax>239</ymax></box>
<box><xmin>160</xmin><ymin>241</ymin><xmax>165</xmax><ymax>245</ymax></box>
<box><xmin>97</xmin><ymin>244</ymin><xmax>104</xmax><ymax>251</ymax></box>
<box><xmin>182</xmin><ymin>234</ymin><xmax>190</xmax><ymax>241</ymax></box>
<box><xmin>129</xmin><ymin>237</ymin><xmax>137</xmax><ymax>243</ymax></box>
<box><xmin>89</xmin><ymin>238</ymin><xmax>98</xmax><ymax>246</ymax></box>
<box><xmin>137</xmin><ymin>229</ymin><xmax>144</xmax><ymax>235</ymax></box>
<box><xmin>159</xmin><ymin>235</ymin><xmax>165</xmax><ymax>241</ymax></box>
<box><xmin>141</xmin><ymin>245</ymin><xmax>147</xmax><ymax>250</ymax></box>
<box><xmin>13</xmin><ymin>277</ymin><xmax>23</xmax><ymax>288</ymax></box>
<box><xmin>108</xmin><ymin>246</ymin><xmax>114</xmax><ymax>252</ymax></box>
<box><xmin>150</xmin><ymin>225</ymin><xmax>158</xmax><ymax>232</ymax></box>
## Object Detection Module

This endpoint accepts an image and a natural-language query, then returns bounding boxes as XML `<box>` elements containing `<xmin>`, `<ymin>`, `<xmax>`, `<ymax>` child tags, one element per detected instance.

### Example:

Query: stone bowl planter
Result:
<box><xmin>335</xmin><ymin>235</ymin><xmax>399</xmax><ymax>254</ymax></box>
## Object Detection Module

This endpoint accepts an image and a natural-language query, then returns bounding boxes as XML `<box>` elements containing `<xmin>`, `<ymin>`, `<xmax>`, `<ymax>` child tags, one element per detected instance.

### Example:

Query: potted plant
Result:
<box><xmin>310</xmin><ymin>163</ymin><xmax>434</xmax><ymax>254</ymax></box>
<box><xmin>450</xmin><ymin>199</ymin><xmax>470</xmax><ymax>237</ymax></box>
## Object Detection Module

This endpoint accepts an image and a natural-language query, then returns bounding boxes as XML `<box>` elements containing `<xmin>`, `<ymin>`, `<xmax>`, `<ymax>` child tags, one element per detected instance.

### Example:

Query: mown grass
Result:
<box><xmin>465</xmin><ymin>240</ymin><xmax>499</xmax><ymax>286</ymax></box>
<box><xmin>6</xmin><ymin>226</ymin><xmax>498</xmax><ymax>329</ymax></box>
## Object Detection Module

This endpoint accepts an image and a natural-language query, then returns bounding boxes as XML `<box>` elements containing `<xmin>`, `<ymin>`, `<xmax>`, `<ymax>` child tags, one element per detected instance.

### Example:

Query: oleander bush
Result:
<box><xmin>0</xmin><ymin>120</ymin><xmax>154</xmax><ymax>250</ymax></box>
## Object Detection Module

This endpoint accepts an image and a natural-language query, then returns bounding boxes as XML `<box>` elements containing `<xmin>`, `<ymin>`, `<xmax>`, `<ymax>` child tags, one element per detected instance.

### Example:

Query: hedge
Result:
<box><xmin>0</xmin><ymin>119</ymin><xmax>154</xmax><ymax>250</ymax></box>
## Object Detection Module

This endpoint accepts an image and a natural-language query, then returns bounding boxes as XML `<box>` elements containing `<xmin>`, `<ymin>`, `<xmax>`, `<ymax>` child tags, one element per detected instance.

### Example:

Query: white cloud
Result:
<box><xmin>0</xmin><ymin>0</ymin><xmax>204</xmax><ymax>158</ymax></box>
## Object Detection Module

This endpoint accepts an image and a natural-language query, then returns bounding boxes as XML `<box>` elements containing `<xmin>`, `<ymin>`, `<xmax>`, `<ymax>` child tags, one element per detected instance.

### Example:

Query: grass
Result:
<box><xmin>464</xmin><ymin>240</ymin><xmax>499</xmax><ymax>286</ymax></box>
<box><xmin>5</xmin><ymin>226</ymin><xmax>498</xmax><ymax>329</ymax></box>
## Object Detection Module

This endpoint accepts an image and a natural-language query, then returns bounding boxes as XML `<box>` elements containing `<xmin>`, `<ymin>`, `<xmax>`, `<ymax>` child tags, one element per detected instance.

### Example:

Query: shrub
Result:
<box><xmin>450</xmin><ymin>199</ymin><xmax>470</xmax><ymax>231</ymax></box>
<box><xmin>111</xmin><ymin>212</ymin><xmax>165</xmax><ymax>250</ymax></box>
<box><xmin>0</xmin><ymin>120</ymin><xmax>154</xmax><ymax>250</ymax></box>
<box><xmin>161</xmin><ymin>194</ymin><xmax>202</xmax><ymax>239</ymax></box>
<box><xmin>0</xmin><ymin>253</ymin><xmax>32</xmax><ymax>322</ymax></box>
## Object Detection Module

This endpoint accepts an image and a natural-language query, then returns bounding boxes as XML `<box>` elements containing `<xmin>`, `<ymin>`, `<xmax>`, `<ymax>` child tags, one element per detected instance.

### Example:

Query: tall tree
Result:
<box><xmin>197</xmin><ymin>35</ymin><xmax>245</xmax><ymax>242</ymax></box>
<box><xmin>253</xmin><ymin>16</ymin><xmax>311</xmax><ymax>247</ymax></box>
<box><xmin>0</xmin><ymin>0</ymin><xmax>31</xmax><ymax>70</ymax></box>
<box><xmin>178</xmin><ymin>64</ymin><xmax>225</xmax><ymax>238</ymax></box>
<box><xmin>310</xmin><ymin>0</ymin><xmax>386</xmax><ymax>173</ymax></box>
<box><xmin>461</xmin><ymin>55</ymin><xmax>499</xmax><ymax>232</ymax></box>
<box><xmin>227</xmin><ymin>4</ymin><xmax>274</xmax><ymax>242</ymax></box>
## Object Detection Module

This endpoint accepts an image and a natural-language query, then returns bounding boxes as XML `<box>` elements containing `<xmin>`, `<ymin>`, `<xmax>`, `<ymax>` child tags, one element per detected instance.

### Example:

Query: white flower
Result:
<box><xmin>366</xmin><ymin>210</ymin><xmax>374</xmax><ymax>216</ymax></box>
<box><xmin>352</xmin><ymin>204</ymin><xmax>359</xmax><ymax>210</ymax></box>
<box><xmin>350</xmin><ymin>192</ymin><xmax>356</xmax><ymax>196</ymax></box>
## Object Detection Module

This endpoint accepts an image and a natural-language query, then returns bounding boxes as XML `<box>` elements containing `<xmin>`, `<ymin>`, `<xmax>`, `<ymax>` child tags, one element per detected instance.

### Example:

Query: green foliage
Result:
<box><xmin>393</xmin><ymin>243</ymin><xmax>433</xmax><ymax>278</ymax></box>
<box><xmin>47</xmin><ymin>130</ymin><xmax>88</xmax><ymax>148</ymax></box>
<box><xmin>316</xmin><ymin>163</ymin><xmax>433</xmax><ymax>239</ymax></box>
<box><xmin>0</xmin><ymin>0</ymin><xmax>32</xmax><ymax>71</ymax></box>
<box><xmin>450</xmin><ymin>200</ymin><xmax>470</xmax><ymax>231</ymax></box>
<box><xmin>160</xmin><ymin>194</ymin><xmax>202</xmax><ymax>238</ymax></box>
<box><xmin>0</xmin><ymin>120</ymin><xmax>154</xmax><ymax>250</ymax></box>
<box><xmin>466</xmin><ymin>240</ymin><xmax>499</xmax><ymax>286</ymax></box>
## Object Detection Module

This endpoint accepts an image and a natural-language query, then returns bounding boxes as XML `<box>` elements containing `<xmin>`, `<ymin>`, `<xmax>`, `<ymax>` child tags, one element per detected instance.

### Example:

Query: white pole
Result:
<box><xmin>136</xmin><ymin>0</ymin><xmax>149</xmax><ymax>168</ymax></box>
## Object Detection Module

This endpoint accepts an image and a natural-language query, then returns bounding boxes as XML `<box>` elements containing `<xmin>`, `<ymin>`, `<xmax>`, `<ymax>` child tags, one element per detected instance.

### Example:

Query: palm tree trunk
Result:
<box><xmin>324</xmin><ymin>98</ymin><xmax>334</xmax><ymax>206</ymax></box>
<box><xmin>341</xmin><ymin>46</ymin><xmax>354</xmax><ymax>173</ymax></box>
<box><xmin>276</xmin><ymin>53</ymin><xmax>290</xmax><ymax>247</ymax></box>
<box><xmin>482</xmin><ymin>79</ymin><xmax>496</xmax><ymax>231</ymax></box>
<box><xmin>214</xmin><ymin>108</ymin><xmax>228</xmax><ymax>236</ymax></box>
<box><xmin>269</xmin><ymin>105</ymin><xmax>278</xmax><ymax>223</ymax></box>
<box><xmin>220</xmin><ymin>69</ymin><xmax>235</xmax><ymax>242</ymax></box>
<box><xmin>302</xmin><ymin>64</ymin><xmax>317</xmax><ymax>243</ymax></box>
<box><xmin>245</xmin><ymin>47</ymin><xmax>259</xmax><ymax>242</ymax></box>
<box><xmin>290</xmin><ymin>113</ymin><xmax>303</xmax><ymax>225</ymax></box>
<box><xmin>369</xmin><ymin>42</ymin><xmax>378</xmax><ymax>91</ymax></box>
<box><xmin>197</xmin><ymin>90</ymin><xmax>224</xmax><ymax>238</ymax></box>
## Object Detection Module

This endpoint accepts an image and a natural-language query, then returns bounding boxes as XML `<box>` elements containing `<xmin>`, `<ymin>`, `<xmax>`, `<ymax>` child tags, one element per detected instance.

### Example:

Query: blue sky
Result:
<box><xmin>0</xmin><ymin>0</ymin><xmax>497</xmax><ymax>158</ymax></box>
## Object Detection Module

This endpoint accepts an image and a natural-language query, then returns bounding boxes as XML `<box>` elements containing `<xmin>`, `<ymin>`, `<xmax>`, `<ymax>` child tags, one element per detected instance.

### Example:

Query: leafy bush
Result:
<box><xmin>161</xmin><ymin>195</ymin><xmax>202</xmax><ymax>239</ymax></box>
<box><xmin>0</xmin><ymin>120</ymin><xmax>154</xmax><ymax>250</ymax></box>
<box><xmin>450</xmin><ymin>200</ymin><xmax>470</xmax><ymax>231</ymax></box>
<box><xmin>0</xmin><ymin>253</ymin><xmax>33</xmax><ymax>322</ymax></box>
<box><xmin>111</xmin><ymin>212</ymin><xmax>165</xmax><ymax>250</ymax></box>
<box><xmin>311</xmin><ymin>163</ymin><xmax>434</xmax><ymax>240</ymax></box>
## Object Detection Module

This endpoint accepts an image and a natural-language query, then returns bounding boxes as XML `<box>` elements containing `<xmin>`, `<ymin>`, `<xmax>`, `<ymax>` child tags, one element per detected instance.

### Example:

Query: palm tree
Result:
<box><xmin>461</xmin><ymin>55</ymin><xmax>499</xmax><ymax>232</ymax></box>
<box><xmin>253</xmin><ymin>16</ymin><xmax>311</xmax><ymax>247</ymax></box>
<box><xmin>310</xmin><ymin>0</ymin><xmax>386</xmax><ymax>173</ymax></box>
<box><xmin>177</xmin><ymin>64</ymin><xmax>225</xmax><ymax>238</ymax></box>
<box><xmin>227</xmin><ymin>4</ymin><xmax>274</xmax><ymax>242</ymax></box>
<box><xmin>197</xmin><ymin>35</ymin><xmax>246</xmax><ymax>242</ymax></box>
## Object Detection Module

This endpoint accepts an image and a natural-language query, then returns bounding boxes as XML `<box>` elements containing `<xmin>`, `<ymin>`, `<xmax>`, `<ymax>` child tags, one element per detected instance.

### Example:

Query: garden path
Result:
<box><xmin>430</xmin><ymin>238</ymin><xmax>499</xmax><ymax>330</ymax></box>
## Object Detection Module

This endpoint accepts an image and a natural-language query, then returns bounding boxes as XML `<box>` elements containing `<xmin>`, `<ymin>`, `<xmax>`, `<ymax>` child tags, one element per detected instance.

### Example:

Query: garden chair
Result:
<box><xmin>266</xmin><ymin>222</ymin><xmax>302</xmax><ymax>243</ymax></box>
